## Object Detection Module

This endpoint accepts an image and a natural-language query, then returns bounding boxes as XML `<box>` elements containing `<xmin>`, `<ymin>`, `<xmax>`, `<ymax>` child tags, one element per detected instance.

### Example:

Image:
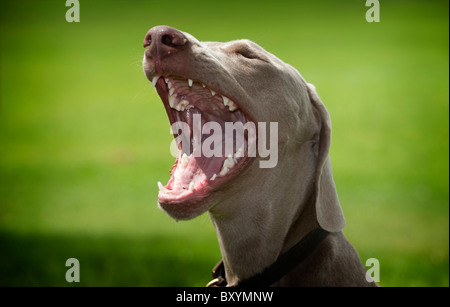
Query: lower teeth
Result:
<box><xmin>219</xmin><ymin>166</ymin><xmax>229</xmax><ymax>176</ymax></box>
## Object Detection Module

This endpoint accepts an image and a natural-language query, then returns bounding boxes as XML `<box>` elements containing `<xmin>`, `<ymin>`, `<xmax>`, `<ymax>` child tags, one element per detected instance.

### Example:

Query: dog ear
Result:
<box><xmin>306</xmin><ymin>83</ymin><xmax>346</xmax><ymax>232</ymax></box>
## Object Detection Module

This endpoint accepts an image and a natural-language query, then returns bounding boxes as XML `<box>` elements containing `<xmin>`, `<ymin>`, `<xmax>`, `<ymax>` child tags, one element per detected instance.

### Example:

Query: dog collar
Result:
<box><xmin>206</xmin><ymin>228</ymin><xmax>330</xmax><ymax>287</ymax></box>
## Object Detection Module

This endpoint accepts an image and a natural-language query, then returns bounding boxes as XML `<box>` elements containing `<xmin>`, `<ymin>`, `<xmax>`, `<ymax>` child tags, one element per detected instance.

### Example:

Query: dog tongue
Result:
<box><xmin>169</xmin><ymin>108</ymin><xmax>229</xmax><ymax>190</ymax></box>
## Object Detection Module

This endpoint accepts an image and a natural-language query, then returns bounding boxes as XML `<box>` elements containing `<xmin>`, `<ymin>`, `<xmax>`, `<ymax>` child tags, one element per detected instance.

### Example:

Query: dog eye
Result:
<box><xmin>236</xmin><ymin>49</ymin><xmax>259</xmax><ymax>60</ymax></box>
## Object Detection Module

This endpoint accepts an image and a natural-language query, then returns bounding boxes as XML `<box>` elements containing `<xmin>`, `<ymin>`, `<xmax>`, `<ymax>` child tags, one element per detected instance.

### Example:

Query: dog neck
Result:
<box><xmin>208</xmin><ymin>142</ymin><xmax>319</xmax><ymax>286</ymax></box>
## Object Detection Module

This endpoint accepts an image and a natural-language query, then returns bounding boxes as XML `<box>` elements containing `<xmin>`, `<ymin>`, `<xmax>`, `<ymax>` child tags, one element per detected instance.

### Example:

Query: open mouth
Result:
<box><xmin>152</xmin><ymin>75</ymin><xmax>254</xmax><ymax>205</ymax></box>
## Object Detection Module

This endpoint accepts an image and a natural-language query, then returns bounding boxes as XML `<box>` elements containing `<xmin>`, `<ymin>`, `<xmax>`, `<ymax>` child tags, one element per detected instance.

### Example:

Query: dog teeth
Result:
<box><xmin>176</xmin><ymin>99</ymin><xmax>191</xmax><ymax>111</ymax></box>
<box><xmin>219</xmin><ymin>166</ymin><xmax>229</xmax><ymax>176</ymax></box>
<box><xmin>158</xmin><ymin>181</ymin><xmax>170</xmax><ymax>193</ymax></box>
<box><xmin>165</xmin><ymin>77</ymin><xmax>170</xmax><ymax>85</ymax></box>
<box><xmin>168</xmin><ymin>90</ymin><xmax>193</xmax><ymax>111</ymax></box>
<box><xmin>223</xmin><ymin>154</ymin><xmax>236</xmax><ymax>169</ymax></box>
<box><xmin>235</xmin><ymin>146</ymin><xmax>244</xmax><ymax>158</ymax></box>
<box><xmin>218</xmin><ymin>154</ymin><xmax>240</xmax><ymax>177</ymax></box>
<box><xmin>180</xmin><ymin>153</ymin><xmax>190</xmax><ymax>167</ymax></box>
<box><xmin>222</xmin><ymin>95</ymin><xmax>230</xmax><ymax>106</ymax></box>
<box><xmin>210</xmin><ymin>173</ymin><xmax>217</xmax><ymax>181</ymax></box>
<box><xmin>227</xmin><ymin>101</ymin><xmax>238</xmax><ymax>111</ymax></box>
<box><xmin>168</xmin><ymin>94</ymin><xmax>177</xmax><ymax>108</ymax></box>
<box><xmin>163</xmin><ymin>77</ymin><xmax>238</xmax><ymax>112</ymax></box>
<box><xmin>188</xmin><ymin>181</ymin><xmax>194</xmax><ymax>191</ymax></box>
<box><xmin>152</xmin><ymin>75</ymin><xmax>160</xmax><ymax>87</ymax></box>
<box><xmin>222</xmin><ymin>95</ymin><xmax>238</xmax><ymax>112</ymax></box>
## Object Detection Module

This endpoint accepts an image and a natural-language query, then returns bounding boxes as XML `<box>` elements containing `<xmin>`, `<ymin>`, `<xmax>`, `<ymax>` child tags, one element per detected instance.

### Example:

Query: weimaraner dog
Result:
<box><xmin>143</xmin><ymin>25</ymin><xmax>377</xmax><ymax>287</ymax></box>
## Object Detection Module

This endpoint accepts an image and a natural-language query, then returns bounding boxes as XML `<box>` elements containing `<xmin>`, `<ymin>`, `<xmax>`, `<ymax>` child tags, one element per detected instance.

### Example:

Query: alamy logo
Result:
<box><xmin>365</xmin><ymin>0</ymin><xmax>380</xmax><ymax>23</ymax></box>
<box><xmin>365</xmin><ymin>258</ymin><xmax>380</xmax><ymax>283</ymax></box>
<box><xmin>65</xmin><ymin>258</ymin><xmax>80</xmax><ymax>283</ymax></box>
<box><xmin>65</xmin><ymin>0</ymin><xmax>80</xmax><ymax>23</ymax></box>
<box><xmin>169</xmin><ymin>114</ymin><xmax>279</xmax><ymax>168</ymax></box>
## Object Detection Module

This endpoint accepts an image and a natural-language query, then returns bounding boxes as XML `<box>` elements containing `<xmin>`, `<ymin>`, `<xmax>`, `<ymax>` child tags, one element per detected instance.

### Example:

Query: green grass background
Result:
<box><xmin>0</xmin><ymin>0</ymin><xmax>448</xmax><ymax>286</ymax></box>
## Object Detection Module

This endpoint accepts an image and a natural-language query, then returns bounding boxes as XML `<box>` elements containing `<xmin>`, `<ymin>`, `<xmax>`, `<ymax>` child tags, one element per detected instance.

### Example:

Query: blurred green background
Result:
<box><xmin>0</xmin><ymin>0</ymin><xmax>448</xmax><ymax>287</ymax></box>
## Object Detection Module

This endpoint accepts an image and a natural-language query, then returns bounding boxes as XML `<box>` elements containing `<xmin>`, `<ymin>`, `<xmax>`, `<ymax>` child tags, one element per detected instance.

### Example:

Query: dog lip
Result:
<box><xmin>157</xmin><ymin>156</ymin><xmax>254</xmax><ymax>207</ymax></box>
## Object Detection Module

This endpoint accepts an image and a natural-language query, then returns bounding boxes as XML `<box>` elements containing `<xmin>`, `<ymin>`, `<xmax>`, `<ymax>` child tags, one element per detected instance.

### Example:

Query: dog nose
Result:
<box><xmin>143</xmin><ymin>26</ymin><xmax>187</xmax><ymax>59</ymax></box>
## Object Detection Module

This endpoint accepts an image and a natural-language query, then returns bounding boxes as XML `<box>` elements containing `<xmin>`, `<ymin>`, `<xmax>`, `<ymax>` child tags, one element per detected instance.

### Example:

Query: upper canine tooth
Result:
<box><xmin>222</xmin><ymin>96</ymin><xmax>230</xmax><ymax>106</ymax></box>
<box><xmin>169</xmin><ymin>87</ymin><xmax>175</xmax><ymax>95</ymax></box>
<box><xmin>210</xmin><ymin>89</ymin><xmax>216</xmax><ymax>96</ymax></box>
<box><xmin>188</xmin><ymin>181</ymin><xmax>194</xmax><ymax>191</ymax></box>
<box><xmin>188</xmin><ymin>79</ymin><xmax>193</xmax><ymax>87</ymax></box>
<box><xmin>152</xmin><ymin>75</ymin><xmax>160</xmax><ymax>87</ymax></box>
<box><xmin>202</xmin><ymin>83</ymin><xmax>206</xmax><ymax>88</ymax></box>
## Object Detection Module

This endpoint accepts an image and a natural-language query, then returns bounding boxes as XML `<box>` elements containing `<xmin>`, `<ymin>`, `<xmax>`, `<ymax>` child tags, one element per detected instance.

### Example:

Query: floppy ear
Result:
<box><xmin>306</xmin><ymin>83</ymin><xmax>346</xmax><ymax>232</ymax></box>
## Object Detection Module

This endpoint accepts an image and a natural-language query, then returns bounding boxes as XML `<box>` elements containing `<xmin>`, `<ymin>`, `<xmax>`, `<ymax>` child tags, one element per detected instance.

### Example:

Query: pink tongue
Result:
<box><xmin>194</xmin><ymin>155</ymin><xmax>226</xmax><ymax>179</ymax></box>
<box><xmin>168</xmin><ymin>153</ymin><xmax>226</xmax><ymax>192</ymax></box>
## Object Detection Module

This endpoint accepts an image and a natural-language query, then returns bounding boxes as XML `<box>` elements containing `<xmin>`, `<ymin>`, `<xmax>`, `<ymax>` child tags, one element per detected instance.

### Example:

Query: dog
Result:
<box><xmin>142</xmin><ymin>25</ymin><xmax>377</xmax><ymax>287</ymax></box>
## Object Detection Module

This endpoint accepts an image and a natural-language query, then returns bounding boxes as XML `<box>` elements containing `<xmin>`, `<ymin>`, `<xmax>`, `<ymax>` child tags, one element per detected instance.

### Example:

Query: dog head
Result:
<box><xmin>143</xmin><ymin>26</ymin><xmax>345</xmax><ymax>232</ymax></box>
